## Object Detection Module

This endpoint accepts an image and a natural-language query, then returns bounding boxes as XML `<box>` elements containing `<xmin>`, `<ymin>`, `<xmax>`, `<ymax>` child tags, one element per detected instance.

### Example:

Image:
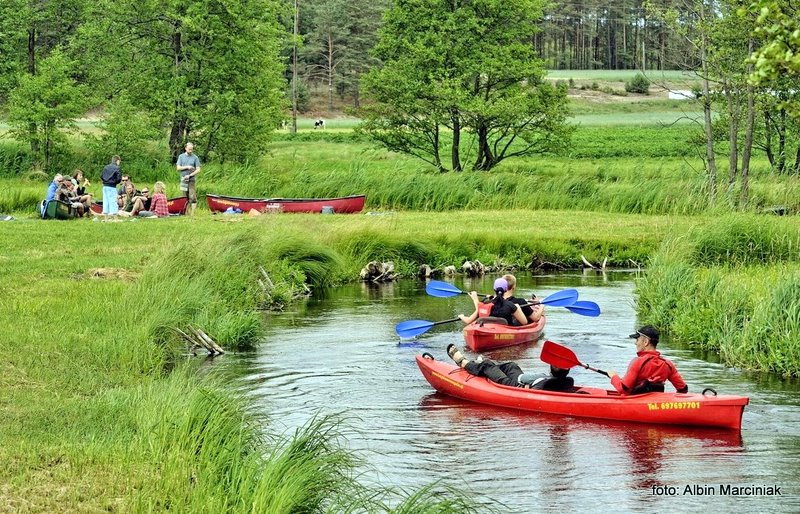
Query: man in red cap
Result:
<box><xmin>607</xmin><ymin>325</ymin><xmax>688</xmax><ymax>395</ymax></box>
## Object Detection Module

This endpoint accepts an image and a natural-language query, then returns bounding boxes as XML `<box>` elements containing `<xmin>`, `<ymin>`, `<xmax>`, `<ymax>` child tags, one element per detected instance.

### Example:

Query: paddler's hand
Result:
<box><xmin>607</xmin><ymin>370</ymin><xmax>618</xmax><ymax>379</ymax></box>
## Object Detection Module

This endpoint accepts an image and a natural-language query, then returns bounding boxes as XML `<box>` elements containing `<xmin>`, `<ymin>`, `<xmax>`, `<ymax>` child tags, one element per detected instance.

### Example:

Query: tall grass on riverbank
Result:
<box><xmin>636</xmin><ymin>215</ymin><xmax>800</xmax><ymax>376</ymax></box>
<box><xmin>6</xmin><ymin>122</ymin><xmax>798</xmax><ymax>216</ymax></box>
<box><xmin>0</xmin><ymin>222</ymin><xmax>481</xmax><ymax>511</ymax></box>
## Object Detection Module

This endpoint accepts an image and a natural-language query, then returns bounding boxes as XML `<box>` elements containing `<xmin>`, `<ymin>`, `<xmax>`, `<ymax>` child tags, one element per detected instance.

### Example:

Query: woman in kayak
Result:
<box><xmin>502</xmin><ymin>274</ymin><xmax>544</xmax><ymax>323</ymax></box>
<box><xmin>458</xmin><ymin>277</ymin><xmax>529</xmax><ymax>326</ymax></box>
<box><xmin>446</xmin><ymin>343</ymin><xmax>573</xmax><ymax>391</ymax></box>
<box><xmin>607</xmin><ymin>325</ymin><xmax>688</xmax><ymax>395</ymax></box>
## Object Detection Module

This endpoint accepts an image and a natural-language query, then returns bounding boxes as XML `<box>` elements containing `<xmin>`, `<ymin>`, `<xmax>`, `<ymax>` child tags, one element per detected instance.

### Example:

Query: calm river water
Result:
<box><xmin>217</xmin><ymin>272</ymin><xmax>800</xmax><ymax>512</ymax></box>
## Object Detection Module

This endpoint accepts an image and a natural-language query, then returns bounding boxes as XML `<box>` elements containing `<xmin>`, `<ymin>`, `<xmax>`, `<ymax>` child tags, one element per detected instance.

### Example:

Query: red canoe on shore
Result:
<box><xmin>90</xmin><ymin>197</ymin><xmax>188</xmax><ymax>215</ymax></box>
<box><xmin>464</xmin><ymin>302</ymin><xmax>546</xmax><ymax>351</ymax></box>
<box><xmin>416</xmin><ymin>354</ymin><xmax>749</xmax><ymax>429</ymax></box>
<box><xmin>205</xmin><ymin>193</ymin><xmax>366</xmax><ymax>214</ymax></box>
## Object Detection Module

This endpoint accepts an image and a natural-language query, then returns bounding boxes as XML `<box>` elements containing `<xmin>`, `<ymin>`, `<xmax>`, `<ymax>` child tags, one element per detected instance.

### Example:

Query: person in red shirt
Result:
<box><xmin>607</xmin><ymin>325</ymin><xmax>688</xmax><ymax>395</ymax></box>
<box><xmin>147</xmin><ymin>181</ymin><xmax>170</xmax><ymax>217</ymax></box>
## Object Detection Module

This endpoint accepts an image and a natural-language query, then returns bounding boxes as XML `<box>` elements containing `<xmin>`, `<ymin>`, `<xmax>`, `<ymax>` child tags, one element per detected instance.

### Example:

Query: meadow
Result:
<box><xmin>3</xmin><ymin>90</ymin><xmax>800</xmax><ymax>510</ymax></box>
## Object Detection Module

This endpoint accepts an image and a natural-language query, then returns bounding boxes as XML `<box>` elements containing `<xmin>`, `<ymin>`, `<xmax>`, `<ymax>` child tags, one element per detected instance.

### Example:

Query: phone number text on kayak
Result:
<box><xmin>647</xmin><ymin>401</ymin><xmax>701</xmax><ymax>411</ymax></box>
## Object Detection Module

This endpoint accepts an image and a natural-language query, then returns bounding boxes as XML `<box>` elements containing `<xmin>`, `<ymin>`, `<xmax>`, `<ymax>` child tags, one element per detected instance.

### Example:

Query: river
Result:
<box><xmin>217</xmin><ymin>272</ymin><xmax>800</xmax><ymax>512</ymax></box>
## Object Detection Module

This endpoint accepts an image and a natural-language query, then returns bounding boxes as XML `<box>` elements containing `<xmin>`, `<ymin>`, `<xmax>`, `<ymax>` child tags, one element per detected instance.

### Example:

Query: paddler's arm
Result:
<box><xmin>458</xmin><ymin>291</ymin><xmax>480</xmax><ymax>325</ymax></box>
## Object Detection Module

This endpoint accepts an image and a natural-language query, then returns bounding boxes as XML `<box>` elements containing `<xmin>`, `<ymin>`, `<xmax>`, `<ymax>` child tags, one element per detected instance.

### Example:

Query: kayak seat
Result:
<box><xmin>476</xmin><ymin>317</ymin><xmax>508</xmax><ymax>327</ymax></box>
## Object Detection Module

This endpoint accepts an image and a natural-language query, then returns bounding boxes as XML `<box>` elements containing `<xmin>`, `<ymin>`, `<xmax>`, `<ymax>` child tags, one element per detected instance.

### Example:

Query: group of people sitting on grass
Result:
<box><xmin>44</xmin><ymin>171</ymin><xmax>93</xmax><ymax>217</ymax></box>
<box><xmin>43</xmin><ymin>168</ymin><xmax>170</xmax><ymax>219</ymax></box>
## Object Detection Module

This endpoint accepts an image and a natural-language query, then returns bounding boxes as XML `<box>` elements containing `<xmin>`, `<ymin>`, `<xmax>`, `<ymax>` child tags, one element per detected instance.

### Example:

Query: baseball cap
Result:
<box><xmin>629</xmin><ymin>325</ymin><xmax>660</xmax><ymax>344</ymax></box>
<box><xmin>493</xmin><ymin>277</ymin><xmax>509</xmax><ymax>293</ymax></box>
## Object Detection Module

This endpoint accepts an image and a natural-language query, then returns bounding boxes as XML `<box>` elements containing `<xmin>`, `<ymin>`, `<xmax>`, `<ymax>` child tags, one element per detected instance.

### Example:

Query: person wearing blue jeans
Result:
<box><xmin>101</xmin><ymin>155</ymin><xmax>122</xmax><ymax>217</ymax></box>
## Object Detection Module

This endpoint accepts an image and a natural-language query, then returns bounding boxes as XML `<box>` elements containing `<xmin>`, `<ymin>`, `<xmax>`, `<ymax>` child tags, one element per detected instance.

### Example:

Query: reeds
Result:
<box><xmin>636</xmin><ymin>216</ymin><xmax>800</xmax><ymax>376</ymax></box>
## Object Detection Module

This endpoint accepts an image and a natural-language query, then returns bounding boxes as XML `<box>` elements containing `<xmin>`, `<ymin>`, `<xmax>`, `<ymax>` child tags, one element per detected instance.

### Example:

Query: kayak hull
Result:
<box><xmin>416</xmin><ymin>355</ymin><xmax>748</xmax><ymax>430</ymax></box>
<box><xmin>205</xmin><ymin>193</ymin><xmax>366</xmax><ymax>214</ymax></box>
<box><xmin>41</xmin><ymin>200</ymin><xmax>76</xmax><ymax>220</ymax></box>
<box><xmin>463</xmin><ymin>315</ymin><xmax>546</xmax><ymax>351</ymax></box>
<box><xmin>90</xmin><ymin>197</ymin><xmax>188</xmax><ymax>215</ymax></box>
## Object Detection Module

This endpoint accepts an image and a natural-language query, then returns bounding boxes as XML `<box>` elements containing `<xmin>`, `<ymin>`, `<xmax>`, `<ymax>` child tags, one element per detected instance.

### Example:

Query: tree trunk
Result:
<box><xmin>473</xmin><ymin>124</ymin><xmax>495</xmax><ymax>171</ymax></box>
<box><xmin>700</xmin><ymin>1</ymin><xmax>717</xmax><ymax>202</ymax></box>
<box><xmin>778</xmin><ymin>108</ymin><xmax>787</xmax><ymax>174</ymax></box>
<box><xmin>451</xmin><ymin>110</ymin><xmax>462</xmax><ymax>172</ymax></box>
<box><xmin>725</xmin><ymin>83</ymin><xmax>739</xmax><ymax>189</ymax></box>
<box><xmin>793</xmin><ymin>145</ymin><xmax>800</xmax><ymax>175</ymax></box>
<box><xmin>291</xmin><ymin>0</ymin><xmax>299</xmax><ymax>134</ymax></box>
<box><xmin>740</xmin><ymin>52</ymin><xmax>755</xmax><ymax>209</ymax></box>
<box><xmin>327</xmin><ymin>32</ymin><xmax>334</xmax><ymax>113</ymax></box>
<box><xmin>27</xmin><ymin>27</ymin><xmax>39</xmax><ymax>156</ymax></box>
<box><xmin>168</xmin><ymin>118</ymin><xmax>188</xmax><ymax>163</ymax></box>
<box><xmin>432</xmin><ymin>124</ymin><xmax>443</xmax><ymax>172</ymax></box>
<box><xmin>764</xmin><ymin>110</ymin><xmax>774</xmax><ymax>166</ymax></box>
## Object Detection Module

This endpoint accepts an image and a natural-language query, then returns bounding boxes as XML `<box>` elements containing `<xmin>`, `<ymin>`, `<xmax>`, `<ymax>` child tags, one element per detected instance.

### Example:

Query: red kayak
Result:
<box><xmin>464</xmin><ymin>304</ymin><xmax>547</xmax><ymax>352</ymax></box>
<box><xmin>205</xmin><ymin>193</ymin><xmax>366</xmax><ymax>214</ymax></box>
<box><xmin>90</xmin><ymin>197</ymin><xmax>188</xmax><ymax>215</ymax></box>
<box><xmin>416</xmin><ymin>354</ymin><xmax>748</xmax><ymax>430</ymax></box>
<box><xmin>464</xmin><ymin>303</ymin><xmax>545</xmax><ymax>351</ymax></box>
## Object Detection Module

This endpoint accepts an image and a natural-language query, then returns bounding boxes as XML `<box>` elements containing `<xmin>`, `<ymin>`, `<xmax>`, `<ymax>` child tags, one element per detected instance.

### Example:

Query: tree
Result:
<box><xmin>749</xmin><ymin>1</ymin><xmax>800</xmax><ymax>116</ymax></box>
<box><xmin>360</xmin><ymin>0</ymin><xmax>571</xmax><ymax>172</ymax></box>
<box><xmin>7</xmin><ymin>49</ymin><xmax>86</xmax><ymax>172</ymax></box>
<box><xmin>79</xmin><ymin>0</ymin><xmax>286</xmax><ymax>162</ymax></box>
<box><xmin>0</xmin><ymin>0</ymin><xmax>85</xmax><ymax>153</ymax></box>
<box><xmin>302</xmin><ymin>0</ymin><xmax>350</xmax><ymax>112</ymax></box>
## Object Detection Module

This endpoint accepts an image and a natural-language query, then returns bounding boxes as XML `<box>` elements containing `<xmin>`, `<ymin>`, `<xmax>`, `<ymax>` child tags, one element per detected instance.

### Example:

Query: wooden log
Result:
<box><xmin>187</xmin><ymin>325</ymin><xmax>220</xmax><ymax>355</ymax></box>
<box><xmin>171</xmin><ymin>326</ymin><xmax>213</xmax><ymax>355</ymax></box>
<box><xmin>258</xmin><ymin>266</ymin><xmax>274</xmax><ymax>289</ymax></box>
<box><xmin>197</xmin><ymin>328</ymin><xmax>225</xmax><ymax>355</ymax></box>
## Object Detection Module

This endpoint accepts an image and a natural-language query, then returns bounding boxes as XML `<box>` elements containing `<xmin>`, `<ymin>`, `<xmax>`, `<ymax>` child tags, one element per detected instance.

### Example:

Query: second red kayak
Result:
<box><xmin>463</xmin><ymin>302</ymin><xmax>545</xmax><ymax>351</ymax></box>
<box><xmin>416</xmin><ymin>354</ymin><xmax>748</xmax><ymax>430</ymax></box>
<box><xmin>205</xmin><ymin>193</ymin><xmax>366</xmax><ymax>214</ymax></box>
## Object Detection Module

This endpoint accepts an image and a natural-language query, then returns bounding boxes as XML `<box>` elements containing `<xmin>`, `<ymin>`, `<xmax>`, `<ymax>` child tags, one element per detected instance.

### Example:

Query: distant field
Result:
<box><xmin>547</xmin><ymin>69</ymin><xmax>697</xmax><ymax>82</ymax></box>
<box><xmin>572</xmin><ymin>111</ymin><xmax>704</xmax><ymax>125</ymax></box>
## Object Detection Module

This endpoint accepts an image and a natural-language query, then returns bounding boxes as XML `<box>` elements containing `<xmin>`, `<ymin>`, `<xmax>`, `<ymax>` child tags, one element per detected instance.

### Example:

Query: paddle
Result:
<box><xmin>540</xmin><ymin>340</ymin><xmax>609</xmax><ymax>377</ymax></box>
<box><xmin>564</xmin><ymin>300</ymin><xmax>601</xmax><ymax>317</ymax></box>
<box><xmin>425</xmin><ymin>280</ymin><xmax>579</xmax><ymax>308</ymax></box>
<box><xmin>395</xmin><ymin>317</ymin><xmax>462</xmax><ymax>339</ymax></box>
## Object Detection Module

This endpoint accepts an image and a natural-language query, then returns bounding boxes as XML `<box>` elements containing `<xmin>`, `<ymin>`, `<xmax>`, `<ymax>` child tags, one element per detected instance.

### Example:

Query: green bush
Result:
<box><xmin>625</xmin><ymin>73</ymin><xmax>650</xmax><ymax>94</ymax></box>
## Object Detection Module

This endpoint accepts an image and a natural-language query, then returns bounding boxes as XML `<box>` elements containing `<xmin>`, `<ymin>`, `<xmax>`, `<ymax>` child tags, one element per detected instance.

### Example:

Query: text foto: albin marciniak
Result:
<box><xmin>652</xmin><ymin>484</ymin><xmax>782</xmax><ymax>496</ymax></box>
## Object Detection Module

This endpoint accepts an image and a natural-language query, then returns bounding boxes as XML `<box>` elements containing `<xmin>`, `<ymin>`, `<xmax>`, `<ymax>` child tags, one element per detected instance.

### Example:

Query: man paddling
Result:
<box><xmin>607</xmin><ymin>325</ymin><xmax>688</xmax><ymax>395</ymax></box>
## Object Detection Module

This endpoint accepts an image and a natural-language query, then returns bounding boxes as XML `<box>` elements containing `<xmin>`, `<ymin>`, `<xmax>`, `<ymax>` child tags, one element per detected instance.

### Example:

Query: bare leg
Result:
<box><xmin>131</xmin><ymin>198</ymin><xmax>145</xmax><ymax>216</ymax></box>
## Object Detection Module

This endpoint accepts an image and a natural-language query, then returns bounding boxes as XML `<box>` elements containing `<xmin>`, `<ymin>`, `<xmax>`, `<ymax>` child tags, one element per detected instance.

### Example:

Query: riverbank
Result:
<box><xmin>3</xmin><ymin>125</ymin><xmax>799</xmax><ymax>217</ymax></box>
<box><xmin>636</xmin><ymin>214</ymin><xmax>800</xmax><ymax>377</ymax></box>
<box><xmin>2</xmin><ymin>217</ymin><xmax>506</xmax><ymax>511</ymax></box>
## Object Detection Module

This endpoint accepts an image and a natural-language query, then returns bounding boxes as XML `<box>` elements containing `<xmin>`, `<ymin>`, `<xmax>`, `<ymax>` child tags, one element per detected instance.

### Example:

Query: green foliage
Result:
<box><xmin>85</xmin><ymin>95</ymin><xmax>162</xmax><ymax>169</ymax></box>
<box><xmin>688</xmin><ymin>214</ymin><xmax>800</xmax><ymax>266</ymax></box>
<box><xmin>637</xmin><ymin>218</ymin><xmax>800</xmax><ymax>376</ymax></box>
<box><xmin>360</xmin><ymin>0</ymin><xmax>571</xmax><ymax>171</ymax></box>
<box><xmin>79</xmin><ymin>0</ymin><xmax>286</xmax><ymax>162</ymax></box>
<box><xmin>624</xmin><ymin>73</ymin><xmax>650</xmax><ymax>94</ymax></box>
<box><xmin>7</xmin><ymin>49</ymin><xmax>87</xmax><ymax>172</ymax></box>
<box><xmin>749</xmin><ymin>1</ymin><xmax>800</xmax><ymax>117</ymax></box>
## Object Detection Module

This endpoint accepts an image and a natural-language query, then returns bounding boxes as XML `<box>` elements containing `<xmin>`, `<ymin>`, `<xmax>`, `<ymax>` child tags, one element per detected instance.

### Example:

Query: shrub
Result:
<box><xmin>625</xmin><ymin>73</ymin><xmax>650</xmax><ymax>94</ymax></box>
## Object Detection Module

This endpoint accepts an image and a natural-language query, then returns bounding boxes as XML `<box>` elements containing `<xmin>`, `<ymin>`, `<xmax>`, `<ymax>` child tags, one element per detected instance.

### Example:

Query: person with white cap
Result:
<box><xmin>457</xmin><ymin>277</ymin><xmax>529</xmax><ymax>327</ymax></box>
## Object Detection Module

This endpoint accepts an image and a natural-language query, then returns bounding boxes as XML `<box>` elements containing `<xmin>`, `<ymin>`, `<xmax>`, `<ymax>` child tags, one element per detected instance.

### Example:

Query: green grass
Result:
<box><xmin>636</xmin><ymin>214</ymin><xmax>800</xmax><ymax>377</ymax></box>
<box><xmin>4</xmin><ymin>217</ymin><xmax>517</xmax><ymax>511</ymax></box>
